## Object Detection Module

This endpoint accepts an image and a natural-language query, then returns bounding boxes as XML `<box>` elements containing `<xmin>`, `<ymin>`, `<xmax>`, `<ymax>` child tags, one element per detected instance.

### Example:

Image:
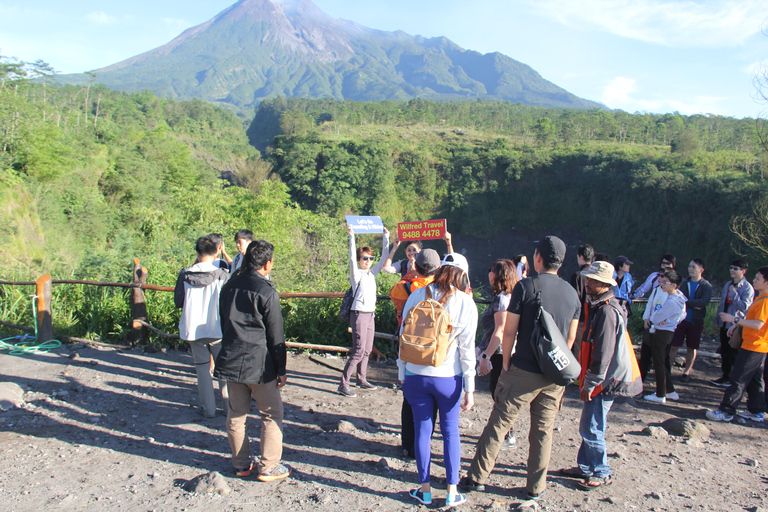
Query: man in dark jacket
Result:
<box><xmin>672</xmin><ymin>259</ymin><xmax>713</xmax><ymax>382</ymax></box>
<box><xmin>565</xmin><ymin>261</ymin><xmax>641</xmax><ymax>490</ymax></box>
<box><xmin>214</xmin><ymin>240</ymin><xmax>289</xmax><ymax>482</ymax></box>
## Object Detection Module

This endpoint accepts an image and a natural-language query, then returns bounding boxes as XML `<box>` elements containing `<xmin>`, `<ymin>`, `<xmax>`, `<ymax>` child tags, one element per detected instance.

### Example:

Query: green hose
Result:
<box><xmin>0</xmin><ymin>294</ymin><xmax>61</xmax><ymax>355</ymax></box>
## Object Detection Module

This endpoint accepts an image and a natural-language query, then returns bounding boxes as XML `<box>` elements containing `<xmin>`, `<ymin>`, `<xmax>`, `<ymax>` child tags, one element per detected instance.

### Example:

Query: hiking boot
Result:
<box><xmin>337</xmin><ymin>385</ymin><xmax>357</xmax><ymax>397</ymax></box>
<box><xmin>257</xmin><ymin>463</ymin><xmax>290</xmax><ymax>482</ymax></box>
<box><xmin>710</xmin><ymin>377</ymin><xmax>731</xmax><ymax>387</ymax></box>
<box><xmin>409</xmin><ymin>489</ymin><xmax>432</xmax><ymax>505</ymax></box>
<box><xmin>737</xmin><ymin>410</ymin><xmax>765</xmax><ymax>422</ymax></box>
<box><xmin>458</xmin><ymin>476</ymin><xmax>485</xmax><ymax>492</ymax></box>
<box><xmin>706</xmin><ymin>409</ymin><xmax>734</xmax><ymax>422</ymax></box>
<box><xmin>356</xmin><ymin>381</ymin><xmax>377</xmax><ymax>390</ymax></box>
<box><xmin>644</xmin><ymin>393</ymin><xmax>666</xmax><ymax>404</ymax></box>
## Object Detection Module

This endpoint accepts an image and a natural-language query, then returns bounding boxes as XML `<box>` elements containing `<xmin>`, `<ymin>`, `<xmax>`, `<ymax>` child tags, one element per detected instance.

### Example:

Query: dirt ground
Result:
<box><xmin>0</xmin><ymin>333</ymin><xmax>766</xmax><ymax>512</ymax></box>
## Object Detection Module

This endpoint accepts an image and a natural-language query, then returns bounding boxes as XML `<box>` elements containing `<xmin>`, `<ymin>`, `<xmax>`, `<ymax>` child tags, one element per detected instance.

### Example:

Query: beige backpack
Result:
<box><xmin>399</xmin><ymin>286</ymin><xmax>454</xmax><ymax>366</ymax></box>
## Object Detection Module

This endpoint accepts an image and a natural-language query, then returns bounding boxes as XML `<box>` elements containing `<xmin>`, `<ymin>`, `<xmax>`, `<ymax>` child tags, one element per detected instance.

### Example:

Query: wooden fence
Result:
<box><xmin>0</xmin><ymin>259</ymin><xmax>722</xmax><ymax>355</ymax></box>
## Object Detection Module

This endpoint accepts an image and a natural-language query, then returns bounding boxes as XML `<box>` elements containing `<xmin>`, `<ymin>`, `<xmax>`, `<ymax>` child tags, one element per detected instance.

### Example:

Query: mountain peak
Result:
<box><xmin>80</xmin><ymin>0</ymin><xmax>601</xmax><ymax>110</ymax></box>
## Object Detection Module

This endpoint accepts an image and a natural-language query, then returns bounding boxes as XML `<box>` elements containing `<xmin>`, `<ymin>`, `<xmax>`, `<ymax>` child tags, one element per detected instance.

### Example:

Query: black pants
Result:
<box><xmin>489</xmin><ymin>353</ymin><xmax>504</xmax><ymax>398</ymax></box>
<box><xmin>639</xmin><ymin>329</ymin><xmax>675</xmax><ymax>397</ymax></box>
<box><xmin>719</xmin><ymin>327</ymin><xmax>739</xmax><ymax>380</ymax></box>
<box><xmin>720</xmin><ymin>349</ymin><xmax>767</xmax><ymax>415</ymax></box>
<box><xmin>401</xmin><ymin>396</ymin><xmax>437</xmax><ymax>457</ymax></box>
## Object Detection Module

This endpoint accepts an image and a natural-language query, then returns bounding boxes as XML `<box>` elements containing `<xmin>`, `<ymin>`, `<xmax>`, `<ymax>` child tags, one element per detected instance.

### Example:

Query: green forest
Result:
<box><xmin>2</xmin><ymin>56</ymin><xmax>767</xmax><ymax>348</ymax></box>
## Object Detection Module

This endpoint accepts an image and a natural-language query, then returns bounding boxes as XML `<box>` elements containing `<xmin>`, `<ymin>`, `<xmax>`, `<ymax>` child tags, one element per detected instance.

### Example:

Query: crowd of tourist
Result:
<box><xmin>171</xmin><ymin>227</ymin><xmax>768</xmax><ymax>507</ymax></box>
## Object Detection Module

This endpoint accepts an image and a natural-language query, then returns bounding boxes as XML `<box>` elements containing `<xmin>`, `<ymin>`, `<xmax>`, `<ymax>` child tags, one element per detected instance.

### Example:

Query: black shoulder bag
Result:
<box><xmin>529</xmin><ymin>277</ymin><xmax>581</xmax><ymax>385</ymax></box>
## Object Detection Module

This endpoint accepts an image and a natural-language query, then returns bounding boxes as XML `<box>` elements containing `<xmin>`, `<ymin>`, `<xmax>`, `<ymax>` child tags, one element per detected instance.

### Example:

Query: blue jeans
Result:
<box><xmin>403</xmin><ymin>374</ymin><xmax>462</xmax><ymax>485</ymax></box>
<box><xmin>577</xmin><ymin>395</ymin><xmax>614</xmax><ymax>478</ymax></box>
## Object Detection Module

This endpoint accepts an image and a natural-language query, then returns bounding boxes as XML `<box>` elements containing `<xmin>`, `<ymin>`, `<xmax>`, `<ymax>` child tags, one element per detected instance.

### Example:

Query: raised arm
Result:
<box><xmin>444</xmin><ymin>231</ymin><xmax>454</xmax><ymax>255</ymax></box>
<box><xmin>382</xmin><ymin>235</ymin><xmax>401</xmax><ymax>274</ymax></box>
<box><xmin>370</xmin><ymin>228</ymin><xmax>391</xmax><ymax>276</ymax></box>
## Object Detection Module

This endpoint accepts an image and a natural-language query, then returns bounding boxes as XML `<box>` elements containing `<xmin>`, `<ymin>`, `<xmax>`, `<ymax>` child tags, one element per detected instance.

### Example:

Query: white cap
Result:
<box><xmin>441</xmin><ymin>253</ymin><xmax>469</xmax><ymax>274</ymax></box>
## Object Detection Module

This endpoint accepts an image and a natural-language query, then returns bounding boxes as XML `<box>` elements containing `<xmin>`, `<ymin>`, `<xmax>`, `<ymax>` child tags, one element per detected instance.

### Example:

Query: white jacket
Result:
<box><xmin>174</xmin><ymin>262</ymin><xmax>229</xmax><ymax>341</ymax></box>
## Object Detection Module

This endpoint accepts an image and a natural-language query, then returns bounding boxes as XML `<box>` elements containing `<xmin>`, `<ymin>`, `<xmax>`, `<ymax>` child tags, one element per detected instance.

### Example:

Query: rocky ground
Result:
<box><xmin>0</xmin><ymin>334</ymin><xmax>766</xmax><ymax>512</ymax></box>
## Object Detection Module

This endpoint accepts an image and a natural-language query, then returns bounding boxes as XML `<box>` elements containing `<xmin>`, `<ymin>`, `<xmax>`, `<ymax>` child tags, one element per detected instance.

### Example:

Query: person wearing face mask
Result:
<box><xmin>338</xmin><ymin>225</ymin><xmax>390</xmax><ymax>398</ymax></box>
<box><xmin>711</xmin><ymin>259</ymin><xmax>755</xmax><ymax>387</ymax></box>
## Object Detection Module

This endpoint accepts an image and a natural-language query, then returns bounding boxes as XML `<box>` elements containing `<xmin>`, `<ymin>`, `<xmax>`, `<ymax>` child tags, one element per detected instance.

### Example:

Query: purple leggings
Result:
<box><xmin>402</xmin><ymin>374</ymin><xmax>462</xmax><ymax>485</ymax></box>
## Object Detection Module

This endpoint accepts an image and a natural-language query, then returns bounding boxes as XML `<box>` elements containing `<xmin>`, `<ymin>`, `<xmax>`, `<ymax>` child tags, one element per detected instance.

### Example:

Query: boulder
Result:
<box><xmin>183</xmin><ymin>471</ymin><xmax>231</xmax><ymax>495</ymax></box>
<box><xmin>661</xmin><ymin>418</ymin><xmax>710</xmax><ymax>440</ymax></box>
<box><xmin>0</xmin><ymin>382</ymin><xmax>25</xmax><ymax>411</ymax></box>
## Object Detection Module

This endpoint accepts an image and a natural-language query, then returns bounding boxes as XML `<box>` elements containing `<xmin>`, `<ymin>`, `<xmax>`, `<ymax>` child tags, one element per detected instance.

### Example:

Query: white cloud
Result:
<box><xmin>86</xmin><ymin>12</ymin><xmax>117</xmax><ymax>25</ymax></box>
<box><xmin>530</xmin><ymin>0</ymin><xmax>768</xmax><ymax>47</ymax></box>
<box><xmin>600</xmin><ymin>75</ymin><xmax>735</xmax><ymax>114</ymax></box>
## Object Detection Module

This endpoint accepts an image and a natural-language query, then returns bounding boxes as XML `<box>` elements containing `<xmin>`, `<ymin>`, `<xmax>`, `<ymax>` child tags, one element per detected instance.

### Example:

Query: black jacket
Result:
<box><xmin>214</xmin><ymin>269</ymin><xmax>286</xmax><ymax>384</ymax></box>
<box><xmin>680</xmin><ymin>278</ymin><xmax>713</xmax><ymax>325</ymax></box>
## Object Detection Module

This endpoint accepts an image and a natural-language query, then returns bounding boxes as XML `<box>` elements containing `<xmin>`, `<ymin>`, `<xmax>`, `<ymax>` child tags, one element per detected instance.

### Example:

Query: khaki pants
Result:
<box><xmin>467</xmin><ymin>365</ymin><xmax>565</xmax><ymax>495</ymax></box>
<box><xmin>226</xmin><ymin>380</ymin><xmax>284</xmax><ymax>473</ymax></box>
<box><xmin>189</xmin><ymin>338</ymin><xmax>229</xmax><ymax>417</ymax></box>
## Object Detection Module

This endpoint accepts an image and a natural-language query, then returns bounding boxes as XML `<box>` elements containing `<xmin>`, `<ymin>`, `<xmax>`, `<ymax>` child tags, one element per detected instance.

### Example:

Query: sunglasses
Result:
<box><xmin>361</xmin><ymin>256</ymin><xmax>375</xmax><ymax>262</ymax></box>
<box><xmin>730</xmin><ymin>266</ymin><xmax>743</xmax><ymax>271</ymax></box>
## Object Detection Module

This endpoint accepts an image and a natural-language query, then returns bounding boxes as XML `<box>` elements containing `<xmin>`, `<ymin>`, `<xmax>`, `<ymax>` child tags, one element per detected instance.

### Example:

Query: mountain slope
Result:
<box><xmin>60</xmin><ymin>0</ymin><xmax>602</xmax><ymax>110</ymax></box>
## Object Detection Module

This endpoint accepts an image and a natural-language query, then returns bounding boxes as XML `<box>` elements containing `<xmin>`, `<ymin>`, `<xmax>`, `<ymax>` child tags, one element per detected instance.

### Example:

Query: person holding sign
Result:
<box><xmin>338</xmin><ymin>224</ymin><xmax>391</xmax><ymax>398</ymax></box>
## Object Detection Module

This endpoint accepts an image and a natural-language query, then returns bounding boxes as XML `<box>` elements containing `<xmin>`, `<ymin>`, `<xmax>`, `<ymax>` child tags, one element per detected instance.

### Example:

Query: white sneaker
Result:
<box><xmin>644</xmin><ymin>393</ymin><xmax>666</xmax><ymax>404</ymax></box>
<box><xmin>666</xmin><ymin>391</ymin><xmax>680</xmax><ymax>401</ymax></box>
<box><xmin>501</xmin><ymin>435</ymin><xmax>517</xmax><ymax>450</ymax></box>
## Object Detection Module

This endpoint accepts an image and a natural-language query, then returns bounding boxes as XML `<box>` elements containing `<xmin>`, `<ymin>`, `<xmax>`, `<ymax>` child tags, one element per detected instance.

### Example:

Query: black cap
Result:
<box><xmin>533</xmin><ymin>236</ymin><xmax>566</xmax><ymax>265</ymax></box>
<box><xmin>415</xmin><ymin>249</ymin><xmax>441</xmax><ymax>272</ymax></box>
<box><xmin>614</xmin><ymin>255</ymin><xmax>634</xmax><ymax>267</ymax></box>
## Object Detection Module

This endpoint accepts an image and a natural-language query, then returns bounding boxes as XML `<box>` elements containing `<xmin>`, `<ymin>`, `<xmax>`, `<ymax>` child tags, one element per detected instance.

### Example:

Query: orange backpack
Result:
<box><xmin>399</xmin><ymin>286</ymin><xmax>454</xmax><ymax>367</ymax></box>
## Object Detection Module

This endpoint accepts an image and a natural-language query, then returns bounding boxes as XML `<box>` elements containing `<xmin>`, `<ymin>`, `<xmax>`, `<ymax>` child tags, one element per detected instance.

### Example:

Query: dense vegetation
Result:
<box><xmin>2</xmin><ymin>57</ymin><xmax>767</xmax><ymax>349</ymax></box>
<box><xmin>1</xmin><ymin>57</ymin><xmax>389</xmax><ymax>349</ymax></box>
<box><xmin>252</xmin><ymin>97</ymin><xmax>767</xmax><ymax>276</ymax></box>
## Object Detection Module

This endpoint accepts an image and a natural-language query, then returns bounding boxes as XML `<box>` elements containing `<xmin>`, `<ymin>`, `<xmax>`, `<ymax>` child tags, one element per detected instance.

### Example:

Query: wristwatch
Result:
<box><xmin>481</xmin><ymin>353</ymin><xmax>489</xmax><ymax>360</ymax></box>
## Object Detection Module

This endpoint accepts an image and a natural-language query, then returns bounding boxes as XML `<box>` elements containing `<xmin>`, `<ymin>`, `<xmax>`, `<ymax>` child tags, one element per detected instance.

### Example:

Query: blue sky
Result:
<box><xmin>1</xmin><ymin>0</ymin><xmax>767</xmax><ymax>118</ymax></box>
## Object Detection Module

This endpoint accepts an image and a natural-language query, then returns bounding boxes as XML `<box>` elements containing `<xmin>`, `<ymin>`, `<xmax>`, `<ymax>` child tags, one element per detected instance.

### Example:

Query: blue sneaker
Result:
<box><xmin>706</xmin><ymin>409</ymin><xmax>734</xmax><ymax>422</ymax></box>
<box><xmin>737</xmin><ymin>410</ymin><xmax>765</xmax><ymax>422</ymax></box>
<box><xmin>445</xmin><ymin>493</ymin><xmax>467</xmax><ymax>508</ymax></box>
<box><xmin>409</xmin><ymin>489</ymin><xmax>432</xmax><ymax>505</ymax></box>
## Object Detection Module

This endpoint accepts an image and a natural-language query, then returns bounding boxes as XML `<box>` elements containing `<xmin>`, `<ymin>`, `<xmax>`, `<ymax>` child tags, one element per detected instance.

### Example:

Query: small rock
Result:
<box><xmin>0</xmin><ymin>382</ymin><xmax>26</xmax><ymax>410</ymax></box>
<box><xmin>337</xmin><ymin>420</ymin><xmax>357</xmax><ymax>432</ymax></box>
<box><xmin>660</xmin><ymin>418</ymin><xmax>710</xmax><ymax>440</ymax></box>
<box><xmin>516</xmin><ymin>500</ymin><xmax>538</xmax><ymax>511</ymax></box>
<box><xmin>183</xmin><ymin>471</ymin><xmax>231</xmax><ymax>495</ymax></box>
<box><xmin>684</xmin><ymin>438</ymin><xmax>702</xmax><ymax>448</ymax></box>
<box><xmin>642</xmin><ymin>426</ymin><xmax>669</xmax><ymax>438</ymax></box>
<box><xmin>73</xmin><ymin>385</ymin><xmax>84</xmax><ymax>393</ymax></box>
<box><xmin>69</xmin><ymin>353</ymin><xmax>80</xmax><ymax>360</ymax></box>
<box><xmin>150</xmin><ymin>472</ymin><xmax>160</xmax><ymax>479</ymax></box>
<box><xmin>375</xmin><ymin>457</ymin><xmax>389</xmax><ymax>469</ymax></box>
<box><xmin>648</xmin><ymin>492</ymin><xmax>661</xmax><ymax>500</ymax></box>
<box><xmin>89</xmin><ymin>360</ymin><xmax>99</xmax><ymax>366</ymax></box>
<box><xmin>745</xmin><ymin>458</ymin><xmax>759</xmax><ymax>467</ymax></box>
<box><xmin>459</xmin><ymin>417</ymin><xmax>473</xmax><ymax>429</ymax></box>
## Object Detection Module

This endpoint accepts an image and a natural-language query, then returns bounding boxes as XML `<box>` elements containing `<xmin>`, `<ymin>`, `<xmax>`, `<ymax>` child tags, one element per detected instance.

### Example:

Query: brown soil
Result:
<box><xmin>0</xmin><ymin>334</ymin><xmax>766</xmax><ymax>512</ymax></box>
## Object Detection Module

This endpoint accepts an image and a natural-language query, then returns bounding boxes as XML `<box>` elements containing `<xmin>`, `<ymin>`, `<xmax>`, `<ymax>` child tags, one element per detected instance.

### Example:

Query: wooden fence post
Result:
<box><xmin>35</xmin><ymin>274</ymin><xmax>53</xmax><ymax>342</ymax></box>
<box><xmin>127</xmin><ymin>258</ymin><xmax>148</xmax><ymax>345</ymax></box>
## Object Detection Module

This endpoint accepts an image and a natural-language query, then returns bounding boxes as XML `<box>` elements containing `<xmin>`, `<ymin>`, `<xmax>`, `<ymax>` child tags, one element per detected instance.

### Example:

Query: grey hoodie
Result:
<box><xmin>650</xmin><ymin>291</ymin><xmax>687</xmax><ymax>333</ymax></box>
